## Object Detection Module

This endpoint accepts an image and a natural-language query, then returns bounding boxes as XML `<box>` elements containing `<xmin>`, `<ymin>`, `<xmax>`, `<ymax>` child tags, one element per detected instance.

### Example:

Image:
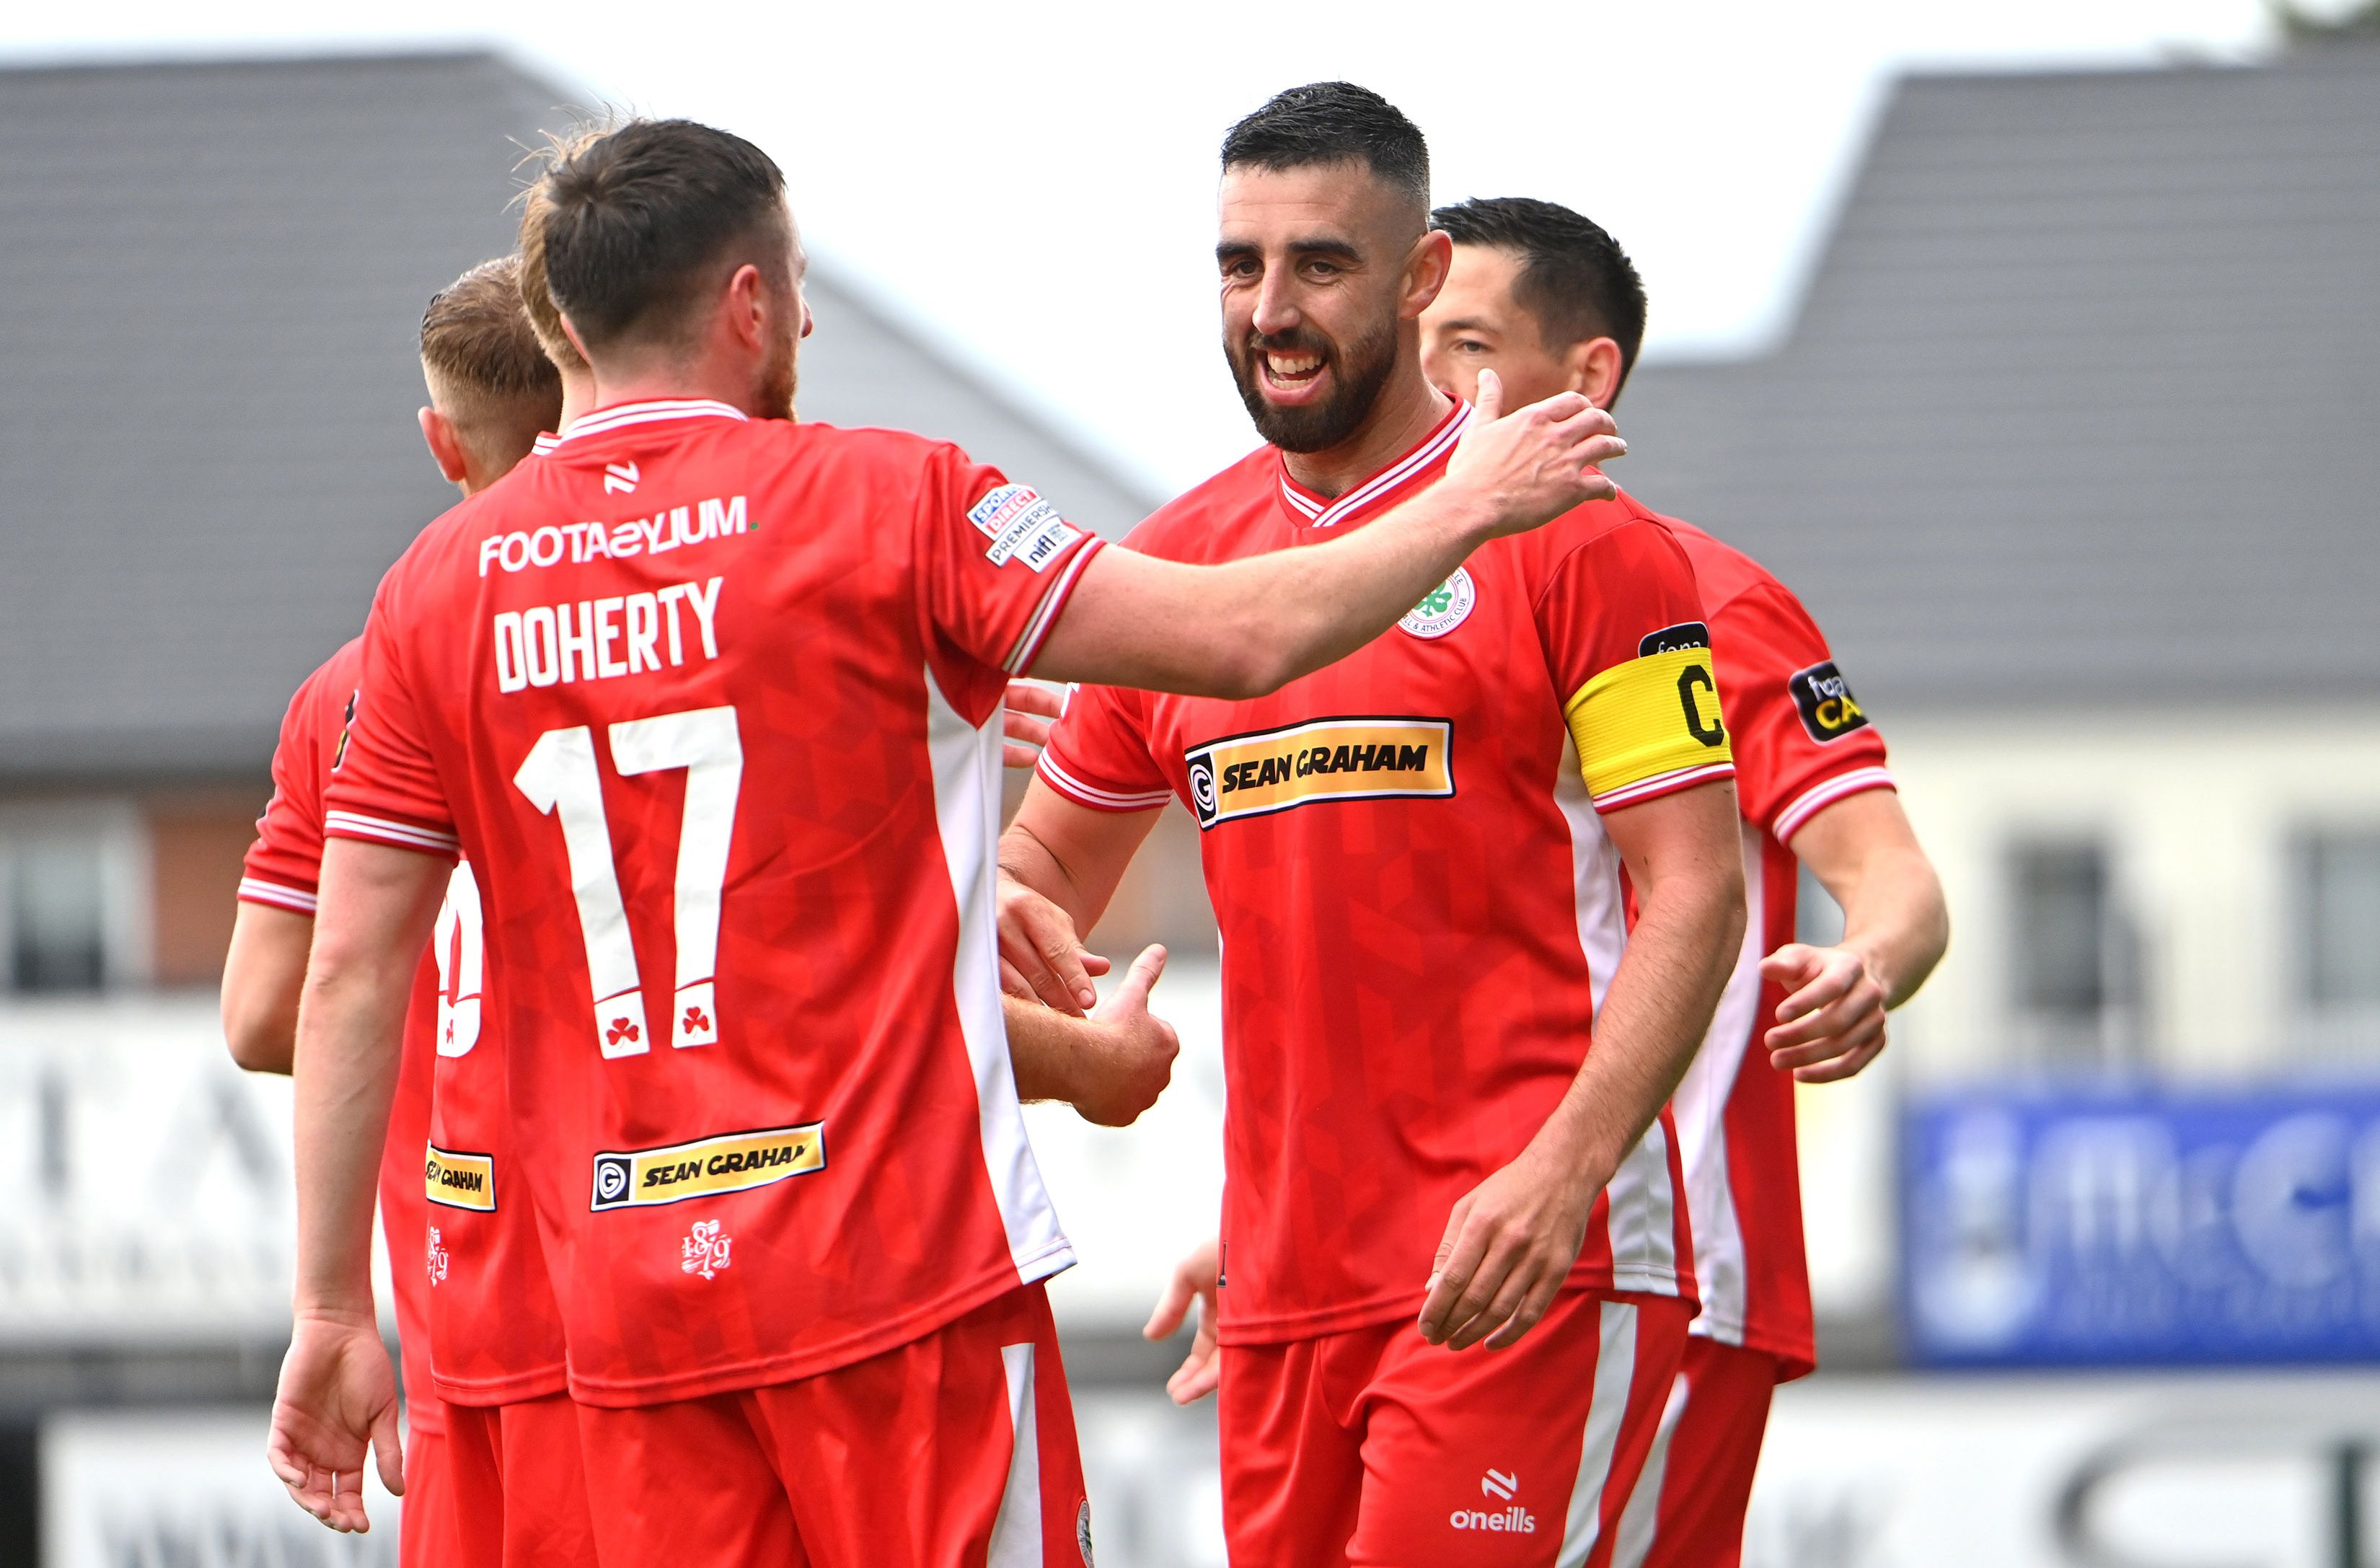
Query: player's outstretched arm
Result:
<box><xmin>1005</xmin><ymin>944</ymin><xmax>1179</xmax><ymax>1126</ymax></box>
<box><xmin>1419</xmin><ymin>779</ymin><xmax>1745</xmax><ymax>1352</ymax></box>
<box><xmin>221</xmin><ymin>903</ymin><xmax>314</xmax><ymax>1075</ymax></box>
<box><xmin>998</xmin><ymin>779</ymin><xmax>1163</xmax><ymax>1014</ymax></box>
<box><xmin>1031</xmin><ymin>373</ymin><xmax>1622</xmax><ymax>699</ymax></box>
<box><xmin>1760</xmin><ymin>789</ymin><xmax>1948</xmax><ymax>1083</ymax></box>
<box><xmin>266</xmin><ymin>837</ymin><xmax>446</xmax><ymax>1534</ymax></box>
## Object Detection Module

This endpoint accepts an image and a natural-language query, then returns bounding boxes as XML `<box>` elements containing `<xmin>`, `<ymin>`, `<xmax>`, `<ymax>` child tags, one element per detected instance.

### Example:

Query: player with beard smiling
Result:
<box><xmin>1005</xmin><ymin>84</ymin><xmax>1751</xmax><ymax>1567</ymax></box>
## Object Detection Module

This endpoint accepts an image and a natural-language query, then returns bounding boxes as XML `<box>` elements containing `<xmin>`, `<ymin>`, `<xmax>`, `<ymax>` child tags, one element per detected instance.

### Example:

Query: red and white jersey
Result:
<box><xmin>1039</xmin><ymin>404</ymin><xmax>1728</xmax><ymax>1344</ymax></box>
<box><xmin>325</xmin><ymin>400</ymin><xmax>1101</xmax><ymax>1406</ymax></box>
<box><xmin>1659</xmin><ymin>519</ymin><xmax>1893</xmax><ymax>1380</ymax></box>
<box><xmin>241</xmin><ymin>639</ymin><xmax>446</xmax><ymax>1437</ymax></box>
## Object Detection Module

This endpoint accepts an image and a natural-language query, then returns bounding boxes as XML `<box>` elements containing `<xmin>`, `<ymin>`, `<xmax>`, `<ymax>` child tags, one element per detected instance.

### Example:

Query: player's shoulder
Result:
<box><xmin>1501</xmin><ymin>488</ymin><xmax>1691</xmax><ymax>587</ymax></box>
<box><xmin>1632</xmin><ymin>506</ymin><xmax>1789</xmax><ymax>612</ymax></box>
<box><xmin>1122</xmin><ymin>445</ymin><xmax>1279</xmax><ymax>561</ymax></box>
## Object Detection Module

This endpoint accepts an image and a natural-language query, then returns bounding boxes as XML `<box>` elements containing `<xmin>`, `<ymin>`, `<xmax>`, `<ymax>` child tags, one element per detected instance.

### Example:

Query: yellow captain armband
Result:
<box><xmin>1564</xmin><ymin>621</ymin><xmax>1734</xmax><ymax>807</ymax></box>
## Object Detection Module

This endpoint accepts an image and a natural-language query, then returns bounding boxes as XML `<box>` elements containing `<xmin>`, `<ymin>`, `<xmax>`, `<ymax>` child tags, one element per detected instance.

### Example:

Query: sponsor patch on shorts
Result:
<box><xmin>590</xmin><ymin>1123</ymin><xmax>826</xmax><ymax>1212</ymax></box>
<box><xmin>966</xmin><ymin>484</ymin><xmax>1081</xmax><ymax>573</ymax></box>
<box><xmin>1789</xmin><ymin>659</ymin><xmax>1869</xmax><ymax>742</ymax></box>
<box><xmin>1184</xmin><ymin>716</ymin><xmax>1453</xmax><ymax>829</ymax></box>
<box><xmin>424</xmin><ymin>1145</ymin><xmax>496</xmax><ymax>1212</ymax></box>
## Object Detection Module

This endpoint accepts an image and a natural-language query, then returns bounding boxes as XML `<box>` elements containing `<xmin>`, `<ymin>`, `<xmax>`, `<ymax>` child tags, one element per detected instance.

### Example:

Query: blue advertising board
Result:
<box><xmin>1901</xmin><ymin>1088</ymin><xmax>2380</xmax><ymax>1366</ymax></box>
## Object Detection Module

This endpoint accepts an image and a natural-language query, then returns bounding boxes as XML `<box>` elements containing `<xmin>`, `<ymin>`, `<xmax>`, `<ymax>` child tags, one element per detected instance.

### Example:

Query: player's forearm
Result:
<box><xmin>1036</xmin><ymin>484</ymin><xmax>1497</xmax><ymax>699</ymax></box>
<box><xmin>1835</xmin><ymin>843</ymin><xmax>1948</xmax><ymax>1008</ymax></box>
<box><xmin>1535</xmin><ymin>843</ymin><xmax>1744</xmax><ymax>1181</ymax></box>
<box><xmin>1006</xmin><ymin>995</ymin><xmax>1093</xmax><ymax>1104</ymax></box>
<box><xmin>998</xmin><ymin>809</ymin><xmax>1118</xmax><ymax>937</ymax></box>
<box><xmin>289</xmin><ymin>843</ymin><xmax>446</xmax><ymax>1318</ymax></box>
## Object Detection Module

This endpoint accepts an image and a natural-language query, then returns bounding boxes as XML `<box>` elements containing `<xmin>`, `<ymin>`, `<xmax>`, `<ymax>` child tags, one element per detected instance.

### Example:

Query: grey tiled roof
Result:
<box><xmin>0</xmin><ymin>53</ymin><xmax>1155</xmax><ymax>783</ymax></box>
<box><xmin>1610</xmin><ymin>46</ymin><xmax>2380</xmax><ymax>713</ymax></box>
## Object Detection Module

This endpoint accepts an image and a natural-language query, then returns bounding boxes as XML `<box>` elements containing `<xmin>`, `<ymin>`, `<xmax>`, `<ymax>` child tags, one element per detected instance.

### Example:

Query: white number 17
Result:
<box><xmin>513</xmin><ymin>705</ymin><xmax>743</xmax><ymax>1059</ymax></box>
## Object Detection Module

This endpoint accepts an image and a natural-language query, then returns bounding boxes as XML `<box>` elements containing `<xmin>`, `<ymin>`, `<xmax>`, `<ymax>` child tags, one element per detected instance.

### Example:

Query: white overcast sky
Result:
<box><xmin>3</xmin><ymin>0</ymin><xmax>2324</xmax><ymax>491</ymax></box>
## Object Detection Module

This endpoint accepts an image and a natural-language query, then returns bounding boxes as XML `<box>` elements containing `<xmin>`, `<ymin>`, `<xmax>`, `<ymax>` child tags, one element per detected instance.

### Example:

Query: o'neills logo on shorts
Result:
<box><xmin>1184</xmin><ymin>716</ymin><xmax>1454</xmax><ymax>829</ymax></box>
<box><xmin>589</xmin><ymin>1123</ymin><xmax>826</xmax><ymax>1212</ymax></box>
<box><xmin>424</xmin><ymin>1145</ymin><xmax>497</xmax><ymax>1212</ymax></box>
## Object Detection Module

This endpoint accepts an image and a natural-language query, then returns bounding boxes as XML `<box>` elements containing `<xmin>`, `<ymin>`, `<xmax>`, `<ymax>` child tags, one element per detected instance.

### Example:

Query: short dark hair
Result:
<box><xmin>419</xmin><ymin>256</ymin><xmax>563</xmax><ymax>466</ymax></box>
<box><xmin>527</xmin><ymin>118</ymin><xmax>787</xmax><ymax>356</ymax></box>
<box><xmin>1431</xmin><ymin>197</ymin><xmax>1648</xmax><ymax>394</ymax></box>
<box><xmin>1220</xmin><ymin>83</ymin><xmax>1429</xmax><ymax>216</ymax></box>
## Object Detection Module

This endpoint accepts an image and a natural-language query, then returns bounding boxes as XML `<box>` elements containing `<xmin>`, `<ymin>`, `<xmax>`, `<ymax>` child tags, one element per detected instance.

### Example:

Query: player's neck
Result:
<box><xmin>586</xmin><ymin>357</ymin><xmax>762</xmax><ymax>418</ymax></box>
<box><xmin>1279</xmin><ymin>369</ymin><xmax>1453</xmax><ymax>500</ymax></box>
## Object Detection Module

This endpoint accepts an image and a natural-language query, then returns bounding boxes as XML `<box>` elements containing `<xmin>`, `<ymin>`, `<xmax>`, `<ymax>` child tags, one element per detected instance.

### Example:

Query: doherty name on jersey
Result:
<box><xmin>493</xmin><ymin>577</ymin><xmax>723</xmax><ymax>695</ymax></box>
<box><xmin>1185</xmin><ymin>716</ymin><xmax>1454</xmax><ymax>829</ymax></box>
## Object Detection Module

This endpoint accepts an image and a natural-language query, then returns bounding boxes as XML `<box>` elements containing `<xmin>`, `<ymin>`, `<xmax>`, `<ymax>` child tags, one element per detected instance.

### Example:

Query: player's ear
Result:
<box><xmin>1402</xmin><ymin>227</ymin><xmax>1454</xmax><ymax>320</ymax></box>
<box><xmin>1566</xmin><ymin>338</ymin><xmax>1626</xmax><ymax>410</ymax></box>
<box><xmin>418</xmin><ymin>406</ymin><xmax>470</xmax><ymax>485</ymax></box>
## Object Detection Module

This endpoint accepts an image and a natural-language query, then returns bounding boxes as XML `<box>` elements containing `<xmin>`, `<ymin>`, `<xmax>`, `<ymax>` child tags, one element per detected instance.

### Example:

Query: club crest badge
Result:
<box><xmin>1399</xmin><ymin>568</ymin><xmax>1476</xmax><ymax>639</ymax></box>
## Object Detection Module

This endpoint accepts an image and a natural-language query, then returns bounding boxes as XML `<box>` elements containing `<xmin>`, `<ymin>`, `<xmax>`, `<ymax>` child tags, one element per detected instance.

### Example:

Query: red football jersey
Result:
<box><xmin>325</xmin><ymin>400</ymin><xmax>1101</xmax><ymax>1406</ymax></box>
<box><xmin>1038</xmin><ymin>405</ymin><xmax>1725</xmax><ymax>1344</ymax></box>
<box><xmin>1660</xmin><ymin>518</ymin><xmax>1893</xmax><ymax>1380</ymax></box>
<box><xmin>240</xmin><ymin>640</ymin><xmax>445</xmax><ymax>1437</ymax></box>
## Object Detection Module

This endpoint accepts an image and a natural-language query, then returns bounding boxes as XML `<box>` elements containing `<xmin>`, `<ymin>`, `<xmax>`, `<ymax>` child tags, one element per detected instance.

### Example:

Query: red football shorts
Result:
<box><xmin>438</xmin><ymin>1391</ymin><xmax>599</xmax><ymax>1567</ymax></box>
<box><xmin>573</xmin><ymin>1283</ymin><xmax>1089</xmax><ymax>1568</ymax></box>
<box><xmin>398</xmin><ymin>1422</ymin><xmax>479</xmax><ymax>1568</ymax></box>
<box><xmin>1606</xmin><ymin>1337</ymin><xmax>1780</xmax><ymax>1568</ymax></box>
<box><xmin>1219</xmin><ymin>1289</ymin><xmax>1693</xmax><ymax>1568</ymax></box>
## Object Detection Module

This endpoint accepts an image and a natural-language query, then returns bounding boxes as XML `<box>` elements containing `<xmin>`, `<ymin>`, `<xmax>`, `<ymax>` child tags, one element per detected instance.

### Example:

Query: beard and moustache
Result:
<box><xmin>756</xmin><ymin>317</ymin><xmax>798</xmax><ymax>421</ymax></box>
<box><xmin>1225</xmin><ymin>314</ymin><xmax>1399</xmax><ymax>454</ymax></box>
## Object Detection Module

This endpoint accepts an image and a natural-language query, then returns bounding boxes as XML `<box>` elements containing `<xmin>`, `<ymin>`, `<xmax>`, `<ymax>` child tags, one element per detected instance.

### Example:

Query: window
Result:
<box><xmin>0</xmin><ymin>807</ymin><xmax>146</xmax><ymax>995</ymax></box>
<box><xmin>2291</xmin><ymin>829</ymin><xmax>2380</xmax><ymax>1057</ymax></box>
<box><xmin>2007</xmin><ymin>838</ymin><xmax>2141</xmax><ymax>1071</ymax></box>
<box><xmin>10</xmin><ymin>835</ymin><xmax>107</xmax><ymax>991</ymax></box>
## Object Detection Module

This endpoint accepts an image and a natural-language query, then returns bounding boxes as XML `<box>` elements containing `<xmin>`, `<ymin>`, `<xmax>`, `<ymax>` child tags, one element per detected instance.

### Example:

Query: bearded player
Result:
<box><xmin>224</xmin><ymin>256</ymin><xmax>595</xmax><ymax>1566</ymax></box>
<box><xmin>265</xmin><ymin>116</ymin><xmax>1628</xmax><ymax>1565</ymax></box>
<box><xmin>1418</xmin><ymin>198</ymin><xmax>1949</xmax><ymax>1567</ymax></box>
<box><xmin>1002</xmin><ymin>85</ymin><xmax>1748</xmax><ymax>1567</ymax></box>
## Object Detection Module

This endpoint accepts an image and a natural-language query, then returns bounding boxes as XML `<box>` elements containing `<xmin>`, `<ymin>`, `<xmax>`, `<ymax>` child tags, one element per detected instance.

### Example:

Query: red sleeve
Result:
<box><xmin>914</xmin><ymin>449</ymin><xmax>1106</xmax><ymax>721</ymax></box>
<box><xmin>1535</xmin><ymin>519</ymin><xmax>1737</xmax><ymax>812</ymax></box>
<box><xmin>1707</xmin><ymin>578</ymin><xmax>1893</xmax><ymax>844</ymax></box>
<box><xmin>1035</xmin><ymin>682</ymin><xmax>1174</xmax><ymax>814</ymax></box>
<box><xmin>320</xmin><ymin>574</ymin><xmax>462</xmax><ymax>860</ymax></box>
<box><xmin>238</xmin><ymin>666</ymin><xmax>336</xmax><ymax>913</ymax></box>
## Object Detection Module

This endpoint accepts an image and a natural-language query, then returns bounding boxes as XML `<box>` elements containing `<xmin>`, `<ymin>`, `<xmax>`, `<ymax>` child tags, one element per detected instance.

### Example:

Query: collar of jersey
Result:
<box><xmin>552</xmin><ymin>398</ymin><xmax>751</xmax><ymax>446</ymax></box>
<box><xmin>1276</xmin><ymin>400</ymin><xmax>1471</xmax><ymax>532</ymax></box>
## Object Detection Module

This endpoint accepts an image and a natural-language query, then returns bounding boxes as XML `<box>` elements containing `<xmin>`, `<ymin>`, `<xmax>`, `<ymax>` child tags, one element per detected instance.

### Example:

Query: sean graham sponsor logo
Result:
<box><xmin>423</xmin><ymin>1145</ymin><xmax>497</xmax><ymax>1212</ymax></box>
<box><xmin>1184</xmin><ymin>715</ymin><xmax>1454</xmax><ymax>829</ymax></box>
<box><xmin>590</xmin><ymin>1122</ymin><xmax>826</xmax><ymax>1212</ymax></box>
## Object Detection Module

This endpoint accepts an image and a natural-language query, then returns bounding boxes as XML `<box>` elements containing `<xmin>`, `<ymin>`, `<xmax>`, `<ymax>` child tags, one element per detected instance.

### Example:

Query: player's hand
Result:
<box><xmin>1760</xmin><ymin>942</ymin><xmax>1889</xmax><ymax>1083</ymax></box>
<box><xmin>1418</xmin><ymin>1138</ymin><xmax>1598</xmax><ymax>1352</ymax></box>
<box><xmin>1442</xmin><ymin>369</ymin><xmax>1626</xmax><ymax>539</ymax></box>
<box><xmin>997</xmin><ymin>874</ymin><xmax>1110</xmax><ymax>1015</ymax></box>
<box><xmin>1072</xmin><ymin>945</ymin><xmax>1179</xmax><ymax>1127</ymax></box>
<box><xmin>1002</xmin><ymin>679</ymin><xmax>1065</xmax><ymax>769</ymax></box>
<box><xmin>1144</xmin><ymin>1236</ymin><xmax>1221</xmax><ymax>1404</ymax></box>
<box><xmin>266</xmin><ymin>1309</ymin><xmax>404</xmax><ymax>1533</ymax></box>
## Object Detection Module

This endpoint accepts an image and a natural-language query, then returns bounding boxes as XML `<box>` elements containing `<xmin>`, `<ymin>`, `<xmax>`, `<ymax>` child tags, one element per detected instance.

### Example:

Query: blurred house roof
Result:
<box><xmin>1615</xmin><ymin>45</ymin><xmax>2380</xmax><ymax>714</ymax></box>
<box><xmin>0</xmin><ymin>52</ymin><xmax>1154</xmax><ymax>785</ymax></box>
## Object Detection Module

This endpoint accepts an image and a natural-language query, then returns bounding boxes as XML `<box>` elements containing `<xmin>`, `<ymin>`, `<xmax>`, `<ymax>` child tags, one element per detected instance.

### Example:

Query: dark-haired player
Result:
<box><xmin>228</xmin><ymin>256</ymin><xmax>596</xmax><ymax>1567</ymax></box>
<box><xmin>265</xmin><ymin>115</ymin><xmax>1626</xmax><ymax>1566</ymax></box>
<box><xmin>1005</xmin><ymin>84</ymin><xmax>1748</xmax><ymax>1567</ymax></box>
<box><xmin>1422</xmin><ymin>195</ymin><xmax>1949</xmax><ymax>1568</ymax></box>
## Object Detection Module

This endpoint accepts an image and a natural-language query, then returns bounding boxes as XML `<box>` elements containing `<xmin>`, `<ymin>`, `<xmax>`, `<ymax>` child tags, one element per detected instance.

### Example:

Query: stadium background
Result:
<box><xmin>1</xmin><ymin>5</ymin><xmax>2378</xmax><ymax>1564</ymax></box>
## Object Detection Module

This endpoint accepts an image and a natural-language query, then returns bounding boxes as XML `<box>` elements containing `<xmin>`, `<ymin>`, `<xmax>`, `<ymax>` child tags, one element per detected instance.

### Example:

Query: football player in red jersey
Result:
<box><xmin>1419</xmin><ymin>196</ymin><xmax>1949</xmax><ymax>1568</ymax></box>
<box><xmin>264</xmin><ymin>117</ymin><xmax>1627</xmax><ymax>1565</ymax></box>
<box><xmin>224</xmin><ymin>256</ymin><xmax>596</xmax><ymax>1567</ymax></box>
<box><xmin>1001</xmin><ymin>85</ymin><xmax>1749</xmax><ymax>1568</ymax></box>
